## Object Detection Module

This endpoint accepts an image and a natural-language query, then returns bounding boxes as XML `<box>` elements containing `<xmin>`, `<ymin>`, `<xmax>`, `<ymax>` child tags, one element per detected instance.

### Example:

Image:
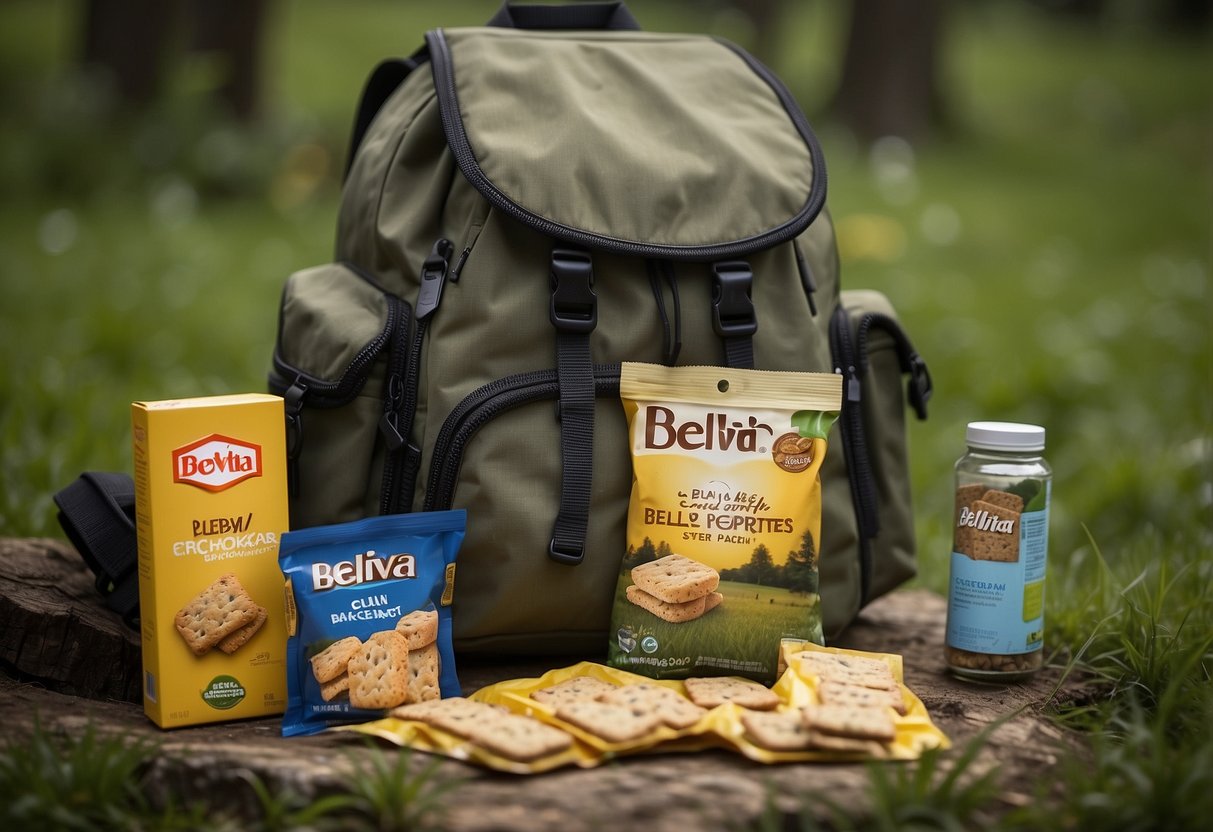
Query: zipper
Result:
<box><xmin>270</xmin><ymin>266</ymin><xmax>405</xmax><ymax>499</ymax></box>
<box><xmin>425</xmin><ymin>29</ymin><xmax>827</xmax><ymax>262</ymax></box>
<box><xmin>829</xmin><ymin>305</ymin><xmax>933</xmax><ymax>606</ymax></box>
<box><xmin>829</xmin><ymin>304</ymin><xmax>879</xmax><ymax>605</ymax></box>
<box><xmin>380</xmin><ymin>238</ymin><xmax>454</xmax><ymax>514</ymax></box>
<box><xmin>422</xmin><ymin>364</ymin><xmax>623</xmax><ymax>512</ymax></box>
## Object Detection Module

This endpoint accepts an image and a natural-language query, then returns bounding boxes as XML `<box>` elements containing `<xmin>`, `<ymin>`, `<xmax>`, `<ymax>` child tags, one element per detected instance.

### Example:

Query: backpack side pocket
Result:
<box><xmin>268</xmin><ymin>262</ymin><xmax>412</xmax><ymax>529</ymax></box>
<box><xmin>830</xmin><ymin>289</ymin><xmax>932</xmax><ymax>612</ymax></box>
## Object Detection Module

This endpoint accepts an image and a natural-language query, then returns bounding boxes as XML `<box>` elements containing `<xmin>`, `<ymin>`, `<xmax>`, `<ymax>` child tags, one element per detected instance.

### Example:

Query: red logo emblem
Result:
<box><xmin>172</xmin><ymin>434</ymin><xmax>262</xmax><ymax>492</ymax></box>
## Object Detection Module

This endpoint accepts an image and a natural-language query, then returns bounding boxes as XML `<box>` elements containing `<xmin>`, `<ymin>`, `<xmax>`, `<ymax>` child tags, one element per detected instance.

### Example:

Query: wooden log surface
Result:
<box><xmin>0</xmin><ymin>537</ymin><xmax>1088</xmax><ymax>828</ymax></box>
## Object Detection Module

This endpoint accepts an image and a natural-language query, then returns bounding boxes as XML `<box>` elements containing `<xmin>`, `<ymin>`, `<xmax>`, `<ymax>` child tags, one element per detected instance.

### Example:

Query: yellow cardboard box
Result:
<box><xmin>131</xmin><ymin>393</ymin><xmax>289</xmax><ymax>728</ymax></box>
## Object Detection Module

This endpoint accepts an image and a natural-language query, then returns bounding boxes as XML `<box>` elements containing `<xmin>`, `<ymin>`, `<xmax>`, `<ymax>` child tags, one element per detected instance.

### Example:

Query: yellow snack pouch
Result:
<box><xmin>608</xmin><ymin>362</ymin><xmax>842</xmax><ymax>684</ymax></box>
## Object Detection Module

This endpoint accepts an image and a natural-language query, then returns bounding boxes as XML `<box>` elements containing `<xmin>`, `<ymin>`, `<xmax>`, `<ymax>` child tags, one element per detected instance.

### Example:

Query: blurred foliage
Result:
<box><xmin>0</xmin><ymin>0</ymin><xmax>1209</xmax><ymax>599</ymax></box>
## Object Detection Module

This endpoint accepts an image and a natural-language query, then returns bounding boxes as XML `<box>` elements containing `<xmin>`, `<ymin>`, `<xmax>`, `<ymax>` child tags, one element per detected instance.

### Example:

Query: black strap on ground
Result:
<box><xmin>548</xmin><ymin>247</ymin><xmax>597</xmax><ymax>565</ymax></box>
<box><xmin>53</xmin><ymin>471</ymin><xmax>141</xmax><ymax>628</ymax></box>
<box><xmin>712</xmin><ymin>260</ymin><xmax>758</xmax><ymax>369</ymax></box>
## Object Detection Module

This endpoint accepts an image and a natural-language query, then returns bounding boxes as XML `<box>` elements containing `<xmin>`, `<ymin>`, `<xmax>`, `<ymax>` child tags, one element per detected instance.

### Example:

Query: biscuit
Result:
<box><xmin>741</xmin><ymin>709</ymin><xmax>813</xmax><ymax>751</ymax></box>
<box><xmin>320</xmin><ymin>672</ymin><xmax>350</xmax><ymax>702</ymax></box>
<box><xmin>217</xmin><ymin>604</ymin><xmax>267</xmax><ymax>655</ymax></box>
<box><xmin>630</xmin><ymin>554</ymin><xmax>720</xmax><ymax>604</ymax></box>
<box><xmin>390</xmin><ymin>696</ymin><xmax>503</xmax><ymax>734</ymax></box>
<box><xmin>463</xmin><ymin>713</ymin><xmax>574</xmax><ymax>762</ymax></box>
<box><xmin>803</xmin><ymin>703</ymin><xmax>896</xmax><ymax>743</ymax></box>
<box><xmin>703</xmin><ymin>591</ymin><xmax>724</xmax><ymax>613</ymax></box>
<box><xmin>806</xmin><ymin>732</ymin><xmax>885</xmax><ymax>754</ymax></box>
<box><xmin>964</xmin><ymin>500</ymin><xmax>1021</xmax><ymax>562</ymax></box>
<box><xmin>555</xmin><ymin>700</ymin><xmax>664</xmax><ymax>742</ymax></box>
<box><xmin>395</xmin><ymin>608</ymin><xmax>439</xmax><ymax>650</ymax></box>
<box><xmin>530</xmin><ymin>675</ymin><xmax>617</xmax><ymax>708</ymax></box>
<box><xmin>817</xmin><ymin>680</ymin><xmax>906</xmax><ymax>715</ymax></box>
<box><xmin>405</xmin><ymin>642</ymin><xmax>441</xmax><ymax>704</ymax></box>
<box><xmin>954</xmin><ymin>483</ymin><xmax>987</xmax><ymax>517</ymax></box>
<box><xmin>626</xmin><ymin>585</ymin><xmax>707</xmax><ymax>623</ymax></box>
<box><xmin>309</xmin><ymin>636</ymin><xmax>363</xmax><ymax>684</ymax></box>
<box><xmin>981</xmin><ymin>489</ymin><xmax>1025</xmax><ymax>514</ymax></box>
<box><xmin>795</xmin><ymin>652</ymin><xmax>899</xmax><ymax>694</ymax></box>
<box><xmin>598</xmin><ymin>683</ymin><xmax>707</xmax><ymax>730</ymax></box>
<box><xmin>174</xmin><ymin>573</ymin><xmax>259</xmax><ymax>656</ymax></box>
<box><xmin>347</xmin><ymin>630</ymin><xmax>409</xmax><ymax>710</ymax></box>
<box><xmin>683</xmin><ymin>676</ymin><xmax>781</xmax><ymax>711</ymax></box>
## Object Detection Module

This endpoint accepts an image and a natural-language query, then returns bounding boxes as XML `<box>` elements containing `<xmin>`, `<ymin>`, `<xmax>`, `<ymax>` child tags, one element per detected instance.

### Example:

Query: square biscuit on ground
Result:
<box><xmin>530</xmin><ymin>675</ymin><xmax>616</xmax><ymax>708</ymax></box>
<box><xmin>626</xmin><ymin>585</ymin><xmax>708</xmax><ymax>623</ymax></box>
<box><xmin>464</xmin><ymin>713</ymin><xmax>574</xmax><ymax>762</ymax></box>
<box><xmin>817</xmin><ymin>680</ymin><xmax>906</xmax><ymax>715</ymax></box>
<box><xmin>803</xmin><ymin>703</ymin><xmax>896</xmax><ymax>743</ymax></box>
<box><xmin>555</xmin><ymin>700</ymin><xmax>664</xmax><ymax>742</ymax></box>
<box><xmin>309</xmin><ymin>636</ymin><xmax>363</xmax><ymax>684</ymax></box>
<box><xmin>741</xmin><ymin>709</ymin><xmax>813</xmax><ymax>751</ymax></box>
<box><xmin>347</xmin><ymin>630</ymin><xmax>410</xmax><ymax>710</ymax></box>
<box><xmin>703</xmin><ymin>591</ymin><xmax>724</xmax><ymax>613</ymax></box>
<box><xmin>217</xmin><ymin>603</ymin><xmax>267</xmax><ymax>655</ymax></box>
<box><xmin>683</xmin><ymin>676</ymin><xmax>781</xmax><ymax>711</ymax></box>
<box><xmin>174</xmin><ymin>573</ymin><xmax>260</xmax><ymax>656</ymax></box>
<box><xmin>395</xmin><ymin>608</ymin><xmax>439</xmax><ymax>650</ymax></box>
<box><xmin>390</xmin><ymin>696</ymin><xmax>503</xmax><ymax>733</ymax></box>
<box><xmin>630</xmin><ymin>554</ymin><xmax>720</xmax><ymax>604</ymax></box>
<box><xmin>599</xmin><ymin>683</ymin><xmax>707</xmax><ymax>730</ymax></box>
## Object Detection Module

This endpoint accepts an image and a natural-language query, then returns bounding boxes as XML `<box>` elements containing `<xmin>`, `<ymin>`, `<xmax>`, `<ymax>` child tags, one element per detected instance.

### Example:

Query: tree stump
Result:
<box><xmin>0</xmin><ymin>537</ymin><xmax>1088</xmax><ymax>828</ymax></box>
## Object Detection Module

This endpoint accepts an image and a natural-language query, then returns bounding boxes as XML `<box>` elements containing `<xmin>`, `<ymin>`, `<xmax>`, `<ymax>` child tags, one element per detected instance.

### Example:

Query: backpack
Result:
<box><xmin>268</xmin><ymin>1</ymin><xmax>932</xmax><ymax>656</ymax></box>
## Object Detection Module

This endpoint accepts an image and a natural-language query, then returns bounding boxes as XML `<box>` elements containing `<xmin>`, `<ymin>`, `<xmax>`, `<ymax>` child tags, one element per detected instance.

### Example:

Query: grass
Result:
<box><xmin>0</xmin><ymin>0</ymin><xmax>1209</xmax><ymax>829</ymax></box>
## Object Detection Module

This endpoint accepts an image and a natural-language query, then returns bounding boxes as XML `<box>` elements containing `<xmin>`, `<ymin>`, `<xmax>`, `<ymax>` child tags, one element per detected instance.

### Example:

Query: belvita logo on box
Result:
<box><xmin>172</xmin><ymin>434</ymin><xmax>262</xmax><ymax>492</ymax></box>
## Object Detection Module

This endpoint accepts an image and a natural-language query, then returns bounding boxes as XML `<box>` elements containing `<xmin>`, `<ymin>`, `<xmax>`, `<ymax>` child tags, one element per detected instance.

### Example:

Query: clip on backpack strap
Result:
<box><xmin>53</xmin><ymin>471</ymin><xmax>141</xmax><ymax>628</ymax></box>
<box><xmin>712</xmin><ymin>261</ymin><xmax>758</xmax><ymax>369</ymax></box>
<box><xmin>548</xmin><ymin>247</ymin><xmax>598</xmax><ymax>565</ymax></box>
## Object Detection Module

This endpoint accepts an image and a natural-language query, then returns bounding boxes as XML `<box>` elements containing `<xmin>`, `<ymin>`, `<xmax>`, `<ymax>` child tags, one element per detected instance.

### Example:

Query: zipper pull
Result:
<box><xmin>283</xmin><ymin>379</ymin><xmax>308</xmax><ymax>497</ymax></box>
<box><xmin>379</xmin><ymin>373</ymin><xmax>406</xmax><ymax>450</ymax></box>
<box><xmin>844</xmin><ymin>365</ymin><xmax>861</xmax><ymax>404</ymax></box>
<box><xmin>794</xmin><ymin>240</ymin><xmax>817</xmax><ymax>317</ymax></box>
<box><xmin>448</xmin><ymin>245</ymin><xmax>473</xmax><ymax>282</ymax></box>
<box><xmin>416</xmin><ymin>238</ymin><xmax>454</xmax><ymax>319</ymax></box>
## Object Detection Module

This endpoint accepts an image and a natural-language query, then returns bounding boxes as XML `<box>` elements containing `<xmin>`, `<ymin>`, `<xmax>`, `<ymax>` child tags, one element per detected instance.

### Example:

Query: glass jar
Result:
<box><xmin>945</xmin><ymin>421</ymin><xmax>1051</xmax><ymax>682</ymax></box>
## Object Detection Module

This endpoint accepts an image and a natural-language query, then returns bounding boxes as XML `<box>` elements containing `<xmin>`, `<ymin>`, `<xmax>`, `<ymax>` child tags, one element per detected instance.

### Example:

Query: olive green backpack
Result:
<box><xmin>269</xmin><ymin>2</ymin><xmax>932</xmax><ymax>655</ymax></box>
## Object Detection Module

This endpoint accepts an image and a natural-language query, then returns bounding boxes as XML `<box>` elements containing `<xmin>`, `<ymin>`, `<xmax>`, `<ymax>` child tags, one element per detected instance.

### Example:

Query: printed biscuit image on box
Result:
<box><xmin>131</xmin><ymin>393</ymin><xmax>289</xmax><ymax>728</ymax></box>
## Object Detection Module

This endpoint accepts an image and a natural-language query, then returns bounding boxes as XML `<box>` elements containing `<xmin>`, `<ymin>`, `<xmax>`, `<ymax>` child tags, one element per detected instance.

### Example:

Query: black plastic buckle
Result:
<box><xmin>907</xmin><ymin>353</ymin><xmax>932</xmax><ymax>420</ymax></box>
<box><xmin>548</xmin><ymin>539</ymin><xmax>585</xmax><ymax>566</ymax></box>
<box><xmin>549</xmin><ymin>248</ymin><xmax>597</xmax><ymax>334</ymax></box>
<box><xmin>416</xmin><ymin>238</ymin><xmax>453</xmax><ymax>319</ymax></box>
<box><xmin>711</xmin><ymin>261</ymin><xmax>757</xmax><ymax>338</ymax></box>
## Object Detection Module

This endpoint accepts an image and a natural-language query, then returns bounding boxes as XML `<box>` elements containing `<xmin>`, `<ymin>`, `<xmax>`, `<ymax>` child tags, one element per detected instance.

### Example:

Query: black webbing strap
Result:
<box><xmin>548</xmin><ymin>248</ymin><xmax>597</xmax><ymax>565</ymax></box>
<box><xmin>53</xmin><ymin>471</ymin><xmax>140</xmax><ymax>628</ymax></box>
<box><xmin>343</xmin><ymin>49</ymin><xmax>427</xmax><ymax>180</ymax></box>
<box><xmin>486</xmin><ymin>1</ymin><xmax>641</xmax><ymax>30</ymax></box>
<box><xmin>712</xmin><ymin>261</ymin><xmax>757</xmax><ymax>369</ymax></box>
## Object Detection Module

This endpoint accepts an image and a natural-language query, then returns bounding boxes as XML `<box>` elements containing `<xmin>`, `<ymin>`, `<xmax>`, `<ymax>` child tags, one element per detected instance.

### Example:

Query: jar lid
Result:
<box><xmin>966</xmin><ymin>421</ymin><xmax>1045</xmax><ymax>451</ymax></box>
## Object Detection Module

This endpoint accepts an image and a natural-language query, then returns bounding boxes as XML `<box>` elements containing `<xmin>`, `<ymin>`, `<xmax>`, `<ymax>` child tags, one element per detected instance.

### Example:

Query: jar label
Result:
<box><xmin>947</xmin><ymin>491</ymin><xmax>1049</xmax><ymax>656</ymax></box>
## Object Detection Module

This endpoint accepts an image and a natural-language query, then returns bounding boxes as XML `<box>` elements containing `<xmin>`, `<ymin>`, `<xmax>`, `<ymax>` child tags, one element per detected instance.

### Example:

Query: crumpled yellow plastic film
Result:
<box><xmin>342</xmin><ymin>646</ymin><xmax>949</xmax><ymax>773</ymax></box>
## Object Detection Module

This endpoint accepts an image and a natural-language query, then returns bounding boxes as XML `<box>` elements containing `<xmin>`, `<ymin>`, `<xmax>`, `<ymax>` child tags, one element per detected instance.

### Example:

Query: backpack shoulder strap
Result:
<box><xmin>344</xmin><ymin>47</ymin><xmax>429</xmax><ymax>180</ymax></box>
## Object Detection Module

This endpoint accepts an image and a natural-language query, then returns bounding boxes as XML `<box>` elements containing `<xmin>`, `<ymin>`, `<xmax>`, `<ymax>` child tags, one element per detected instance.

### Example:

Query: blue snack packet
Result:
<box><xmin>279</xmin><ymin>510</ymin><xmax>465</xmax><ymax>737</ymax></box>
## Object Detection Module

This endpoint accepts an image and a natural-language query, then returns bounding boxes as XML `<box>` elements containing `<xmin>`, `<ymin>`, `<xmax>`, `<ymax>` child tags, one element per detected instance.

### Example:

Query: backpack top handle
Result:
<box><xmin>486</xmin><ymin>1</ymin><xmax>641</xmax><ymax>31</ymax></box>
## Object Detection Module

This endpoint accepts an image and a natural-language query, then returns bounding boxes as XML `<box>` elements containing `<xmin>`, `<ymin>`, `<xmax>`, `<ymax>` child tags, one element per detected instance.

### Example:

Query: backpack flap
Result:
<box><xmin>425</xmin><ymin>26</ymin><xmax>827</xmax><ymax>259</ymax></box>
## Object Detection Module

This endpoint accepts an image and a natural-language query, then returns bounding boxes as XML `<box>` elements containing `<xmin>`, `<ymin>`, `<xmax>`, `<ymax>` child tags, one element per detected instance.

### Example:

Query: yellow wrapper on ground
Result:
<box><xmin>345</xmin><ymin>649</ymin><xmax>949</xmax><ymax>773</ymax></box>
